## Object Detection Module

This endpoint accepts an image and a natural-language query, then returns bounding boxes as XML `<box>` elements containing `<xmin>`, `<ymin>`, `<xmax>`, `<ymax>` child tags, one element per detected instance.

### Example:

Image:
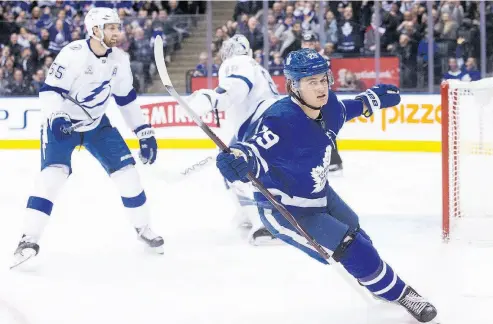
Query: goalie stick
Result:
<box><xmin>154</xmin><ymin>36</ymin><xmax>442</xmax><ymax>324</ymax></box>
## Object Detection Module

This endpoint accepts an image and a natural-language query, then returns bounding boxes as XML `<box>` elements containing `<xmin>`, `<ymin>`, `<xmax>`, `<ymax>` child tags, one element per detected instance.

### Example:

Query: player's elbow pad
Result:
<box><xmin>120</xmin><ymin>101</ymin><xmax>146</xmax><ymax>131</ymax></box>
<box><xmin>187</xmin><ymin>89</ymin><xmax>217</xmax><ymax>116</ymax></box>
<box><xmin>214</xmin><ymin>91</ymin><xmax>234</xmax><ymax>112</ymax></box>
<box><xmin>215</xmin><ymin>78</ymin><xmax>250</xmax><ymax>111</ymax></box>
<box><xmin>39</xmin><ymin>91</ymin><xmax>65</xmax><ymax>119</ymax></box>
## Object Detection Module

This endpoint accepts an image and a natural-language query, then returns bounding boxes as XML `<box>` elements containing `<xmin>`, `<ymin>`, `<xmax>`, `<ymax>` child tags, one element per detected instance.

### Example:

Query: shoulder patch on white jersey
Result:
<box><xmin>69</xmin><ymin>43</ymin><xmax>82</xmax><ymax>50</ymax></box>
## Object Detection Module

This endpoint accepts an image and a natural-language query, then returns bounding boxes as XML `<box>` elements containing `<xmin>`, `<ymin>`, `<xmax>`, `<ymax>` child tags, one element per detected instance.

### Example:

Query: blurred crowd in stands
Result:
<box><xmin>0</xmin><ymin>0</ymin><xmax>204</xmax><ymax>96</ymax></box>
<box><xmin>195</xmin><ymin>0</ymin><xmax>493</xmax><ymax>90</ymax></box>
<box><xmin>1</xmin><ymin>1</ymin><xmax>492</xmax><ymax>96</ymax></box>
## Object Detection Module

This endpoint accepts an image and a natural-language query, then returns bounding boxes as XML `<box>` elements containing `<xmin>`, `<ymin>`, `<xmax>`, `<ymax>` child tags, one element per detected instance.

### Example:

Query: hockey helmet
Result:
<box><xmin>284</xmin><ymin>48</ymin><xmax>333</xmax><ymax>88</ymax></box>
<box><xmin>84</xmin><ymin>7</ymin><xmax>121</xmax><ymax>48</ymax></box>
<box><xmin>220</xmin><ymin>34</ymin><xmax>253</xmax><ymax>61</ymax></box>
<box><xmin>302</xmin><ymin>31</ymin><xmax>318</xmax><ymax>43</ymax></box>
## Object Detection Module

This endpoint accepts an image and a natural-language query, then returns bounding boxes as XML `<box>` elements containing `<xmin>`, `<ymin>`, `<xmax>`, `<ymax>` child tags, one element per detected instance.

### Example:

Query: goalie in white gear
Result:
<box><xmin>12</xmin><ymin>7</ymin><xmax>164</xmax><ymax>269</ymax></box>
<box><xmin>187</xmin><ymin>34</ymin><xmax>280</xmax><ymax>245</ymax></box>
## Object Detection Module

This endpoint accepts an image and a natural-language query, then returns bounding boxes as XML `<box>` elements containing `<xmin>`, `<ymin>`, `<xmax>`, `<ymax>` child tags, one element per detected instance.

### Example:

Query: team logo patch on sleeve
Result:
<box><xmin>70</xmin><ymin>44</ymin><xmax>82</xmax><ymax>50</ymax></box>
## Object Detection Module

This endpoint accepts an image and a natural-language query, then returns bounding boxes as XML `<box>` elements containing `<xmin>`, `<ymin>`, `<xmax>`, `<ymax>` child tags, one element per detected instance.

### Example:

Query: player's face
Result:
<box><xmin>103</xmin><ymin>23</ymin><xmax>121</xmax><ymax>47</ymax></box>
<box><xmin>299</xmin><ymin>73</ymin><xmax>329</xmax><ymax>107</ymax></box>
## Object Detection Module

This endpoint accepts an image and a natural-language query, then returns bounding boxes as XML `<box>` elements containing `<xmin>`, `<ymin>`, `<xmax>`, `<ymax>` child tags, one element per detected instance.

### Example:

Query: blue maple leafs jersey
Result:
<box><xmin>238</xmin><ymin>91</ymin><xmax>364</xmax><ymax>214</ymax></box>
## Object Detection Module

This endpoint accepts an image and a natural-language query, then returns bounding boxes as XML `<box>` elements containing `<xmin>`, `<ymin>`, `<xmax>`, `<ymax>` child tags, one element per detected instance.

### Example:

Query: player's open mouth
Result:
<box><xmin>317</xmin><ymin>94</ymin><xmax>326</xmax><ymax>99</ymax></box>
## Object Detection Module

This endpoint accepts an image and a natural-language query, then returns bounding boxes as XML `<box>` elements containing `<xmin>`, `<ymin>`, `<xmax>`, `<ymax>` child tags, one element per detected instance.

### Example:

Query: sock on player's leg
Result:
<box><xmin>338</xmin><ymin>232</ymin><xmax>406</xmax><ymax>301</ymax></box>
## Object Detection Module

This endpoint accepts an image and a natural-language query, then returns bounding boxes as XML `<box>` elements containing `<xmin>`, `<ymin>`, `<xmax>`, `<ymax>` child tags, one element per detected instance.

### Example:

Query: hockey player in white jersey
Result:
<box><xmin>187</xmin><ymin>34</ymin><xmax>279</xmax><ymax>245</ymax></box>
<box><xmin>12</xmin><ymin>7</ymin><xmax>164</xmax><ymax>268</ymax></box>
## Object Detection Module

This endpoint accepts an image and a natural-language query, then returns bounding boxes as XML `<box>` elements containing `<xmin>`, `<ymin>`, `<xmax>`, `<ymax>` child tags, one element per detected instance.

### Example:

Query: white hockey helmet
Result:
<box><xmin>84</xmin><ymin>7</ymin><xmax>121</xmax><ymax>48</ymax></box>
<box><xmin>220</xmin><ymin>34</ymin><xmax>253</xmax><ymax>61</ymax></box>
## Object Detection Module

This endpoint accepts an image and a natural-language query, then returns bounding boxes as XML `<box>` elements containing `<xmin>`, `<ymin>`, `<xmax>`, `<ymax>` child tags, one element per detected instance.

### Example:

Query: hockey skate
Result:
<box><xmin>397</xmin><ymin>286</ymin><xmax>437</xmax><ymax>323</ymax></box>
<box><xmin>136</xmin><ymin>226</ymin><xmax>164</xmax><ymax>254</ymax></box>
<box><xmin>248</xmin><ymin>227</ymin><xmax>279</xmax><ymax>246</ymax></box>
<box><xmin>11</xmin><ymin>235</ymin><xmax>39</xmax><ymax>269</ymax></box>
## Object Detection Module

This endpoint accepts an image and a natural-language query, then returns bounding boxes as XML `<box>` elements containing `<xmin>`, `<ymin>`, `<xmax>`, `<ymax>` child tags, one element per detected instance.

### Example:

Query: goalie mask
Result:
<box><xmin>220</xmin><ymin>34</ymin><xmax>253</xmax><ymax>61</ymax></box>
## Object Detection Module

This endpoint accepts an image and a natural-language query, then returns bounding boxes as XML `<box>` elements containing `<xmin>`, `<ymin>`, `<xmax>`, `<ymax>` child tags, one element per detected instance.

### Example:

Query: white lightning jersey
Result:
<box><xmin>218</xmin><ymin>55</ymin><xmax>279</xmax><ymax>139</ymax></box>
<box><xmin>39</xmin><ymin>39</ymin><xmax>145</xmax><ymax>132</ymax></box>
<box><xmin>188</xmin><ymin>55</ymin><xmax>280</xmax><ymax>141</ymax></box>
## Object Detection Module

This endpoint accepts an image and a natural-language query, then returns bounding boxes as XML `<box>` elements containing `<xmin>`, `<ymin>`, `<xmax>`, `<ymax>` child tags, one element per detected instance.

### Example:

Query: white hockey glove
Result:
<box><xmin>187</xmin><ymin>89</ymin><xmax>220</xmax><ymax>126</ymax></box>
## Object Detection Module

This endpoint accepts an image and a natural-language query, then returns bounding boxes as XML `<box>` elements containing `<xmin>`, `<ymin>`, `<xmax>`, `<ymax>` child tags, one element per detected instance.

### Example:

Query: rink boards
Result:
<box><xmin>0</xmin><ymin>94</ymin><xmax>442</xmax><ymax>152</ymax></box>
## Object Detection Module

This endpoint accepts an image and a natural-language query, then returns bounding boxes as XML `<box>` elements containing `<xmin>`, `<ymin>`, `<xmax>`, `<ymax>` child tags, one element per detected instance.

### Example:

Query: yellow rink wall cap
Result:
<box><xmin>0</xmin><ymin>139</ymin><xmax>441</xmax><ymax>152</ymax></box>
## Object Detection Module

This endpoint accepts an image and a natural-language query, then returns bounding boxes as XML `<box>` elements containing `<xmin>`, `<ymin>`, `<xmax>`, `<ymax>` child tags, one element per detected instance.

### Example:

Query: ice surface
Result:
<box><xmin>0</xmin><ymin>150</ymin><xmax>490</xmax><ymax>324</ymax></box>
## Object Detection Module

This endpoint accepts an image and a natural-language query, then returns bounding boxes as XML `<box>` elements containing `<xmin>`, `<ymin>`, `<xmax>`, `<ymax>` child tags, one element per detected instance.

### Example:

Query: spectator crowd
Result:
<box><xmin>0</xmin><ymin>0</ymin><xmax>204</xmax><ymax>96</ymax></box>
<box><xmin>1</xmin><ymin>1</ymin><xmax>492</xmax><ymax>96</ymax></box>
<box><xmin>194</xmin><ymin>0</ymin><xmax>493</xmax><ymax>91</ymax></box>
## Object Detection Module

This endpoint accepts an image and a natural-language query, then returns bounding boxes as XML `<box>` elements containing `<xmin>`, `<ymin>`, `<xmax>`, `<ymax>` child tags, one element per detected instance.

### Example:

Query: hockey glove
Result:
<box><xmin>197</xmin><ymin>89</ymin><xmax>221</xmax><ymax>127</ymax></box>
<box><xmin>356</xmin><ymin>84</ymin><xmax>401</xmax><ymax>117</ymax></box>
<box><xmin>216</xmin><ymin>144</ymin><xmax>255</xmax><ymax>183</ymax></box>
<box><xmin>135</xmin><ymin>124</ymin><xmax>157</xmax><ymax>165</ymax></box>
<box><xmin>187</xmin><ymin>88</ymin><xmax>220</xmax><ymax>126</ymax></box>
<box><xmin>49</xmin><ymin>112</ymin><xmax>73</xmax><ymax>142</ymax></box>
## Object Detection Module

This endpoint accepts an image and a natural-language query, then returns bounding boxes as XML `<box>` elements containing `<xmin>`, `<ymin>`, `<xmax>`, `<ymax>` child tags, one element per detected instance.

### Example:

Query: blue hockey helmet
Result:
<box><xmin>284</xmin><ymin>48</ymin><xmax>329</xmax><ymax>86</ymax></box>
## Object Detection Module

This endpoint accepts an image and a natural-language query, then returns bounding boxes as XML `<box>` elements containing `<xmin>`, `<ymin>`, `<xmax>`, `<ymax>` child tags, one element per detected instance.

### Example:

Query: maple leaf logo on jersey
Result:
<box><xmin>310</xmin><ymin>145</ymin><xmax>332</xmax><ymax>193</ymax></box>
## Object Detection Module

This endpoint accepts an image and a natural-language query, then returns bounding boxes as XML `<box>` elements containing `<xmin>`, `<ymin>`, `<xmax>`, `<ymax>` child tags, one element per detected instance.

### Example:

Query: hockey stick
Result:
<box><xmin>154</xmin><ymin>38</ymin><xmax>441</xmax><ymax>323</ymax></box>
<box><xmin>153</xmin><ymin>36</ymin><xmax>393</xmax><ymax>311</ymax></box>
<box><xmin>154</xmin><ymin>36</ymin><xmax>332</xmax><ymax>261</ymax></box>
<box><xmin>60</xmin><ymin>92</ymin><xmax>96</xmax><ymax>133</ymax></box>
<box><xmin>61</xmin><ymin>92</ymin><xmax>96</xmax><ymax>122</ymax></box>
<box><xmin>152</xmin><ymin>154</ymin><xmax>215</xmax><ymax>183</ymax></box>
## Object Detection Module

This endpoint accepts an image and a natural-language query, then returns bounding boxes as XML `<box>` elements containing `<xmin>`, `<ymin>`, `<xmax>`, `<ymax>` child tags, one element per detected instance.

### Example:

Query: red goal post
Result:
<box><xmin>441</xmin><ymin>78</ymin><xmax>493</xmax><ymax>244</ymax></box>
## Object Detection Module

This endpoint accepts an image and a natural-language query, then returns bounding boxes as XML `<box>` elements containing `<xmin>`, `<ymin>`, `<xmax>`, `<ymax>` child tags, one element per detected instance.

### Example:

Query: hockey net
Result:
<box><xmin>442</xmin><ymin>78</ymin><xmax>493</xmax><ymax>244</ymax></box>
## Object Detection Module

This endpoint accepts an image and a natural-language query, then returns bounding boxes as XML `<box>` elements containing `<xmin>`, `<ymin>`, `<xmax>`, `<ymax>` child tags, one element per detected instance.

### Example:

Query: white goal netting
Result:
<box><xmin>443</xmin><ymin>78</ymin><xmax>493</xmax><ymax>245</ymax></box>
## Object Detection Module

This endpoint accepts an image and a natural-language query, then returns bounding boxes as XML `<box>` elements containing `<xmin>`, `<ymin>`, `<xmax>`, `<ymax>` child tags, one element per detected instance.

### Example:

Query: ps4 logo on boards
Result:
<box><xmin>0</xmin><ymin>109</ymin><xmax>40</xmax><ymax>130</ymax></box>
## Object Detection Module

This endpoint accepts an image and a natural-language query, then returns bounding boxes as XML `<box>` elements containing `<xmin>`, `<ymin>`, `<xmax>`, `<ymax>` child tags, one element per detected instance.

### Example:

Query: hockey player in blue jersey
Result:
<box><xmin>215</xmin><ymin>48</ymin><xmax>437</xmax><ymax>323</ymax></box>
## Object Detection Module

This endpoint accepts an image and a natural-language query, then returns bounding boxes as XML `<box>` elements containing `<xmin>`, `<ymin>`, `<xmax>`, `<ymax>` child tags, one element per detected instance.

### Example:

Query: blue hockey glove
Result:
<box><xmin>356</xmin><ymin>84</ymin><xmax>401</xmax><ymax>117</ymax></box>
<box><xmin>49</xmin><ymin>112</ymin><xmax>73</xmax><ymax>142</ymax></box>
<box><xmin>135</xmin><ymin>124</ymin><xmax>157</xmax><ymax>165</ymax></box>
<box><xmin>216</xmin><ymin>144</ymin><xmax>254</xmax><ymax>183</ymax></box>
